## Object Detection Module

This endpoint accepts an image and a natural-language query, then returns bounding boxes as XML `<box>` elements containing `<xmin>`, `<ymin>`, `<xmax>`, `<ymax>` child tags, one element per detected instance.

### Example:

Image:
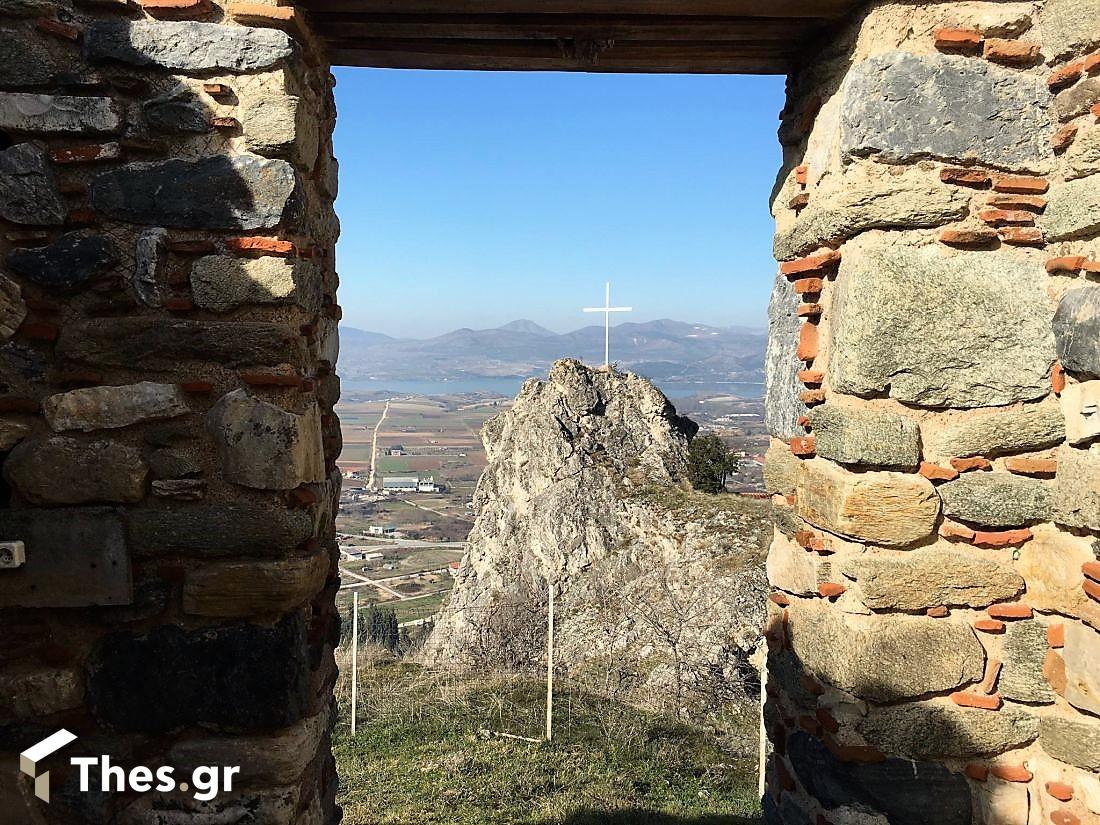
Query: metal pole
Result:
<box><xmin>545</xmin><ymin>580</ymin><xmax>555</xmax><ymax>742</ymax></box>
<box><xmin>351</xmin><ymin>591</ymin><xmax>359</xmax><ymax>735</ymax></box>
<box><xmin>604</xmin><ymin>282</ymin><xmax>610</xmax><ymax>368</ymax></box>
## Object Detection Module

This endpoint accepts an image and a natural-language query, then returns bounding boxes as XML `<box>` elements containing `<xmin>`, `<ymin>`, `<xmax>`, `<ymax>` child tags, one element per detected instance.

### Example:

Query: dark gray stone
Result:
<box><xmin>1044</xmin><ymin>175</ymin><xmax>1100</xmax><ymax>241</ymax></box>
<box><xmin>931</xmin><ymin>399</ymin><xmax>1066</xmax><ymax>458</ymax></box>
<box><xmin>938</xmin><ymin>473</ymin><xmax>1052</xmax><ymax>527</ymax></box>
<box><xmin>841</xmin><ymin>51</ymin><xmax>1054</xmax><ymax>170</ymax></box>
<box><xmin>1039</xmin><ymin>715</ymin><xmax>1100</xmax><ymax>770</ymax></box>
<box><xmin>765</xmin><ymin>272</ymin><xmax>807</xmax><ymax>439</ymax></box>
<box><xmin>89</xmin><ymin>155</ymin><xmax>297</xmax><ymax>230</ymax></box>
<box><xmin>126</xmin><ymin>504</ymin><xmax>314</xmax><ymax>558</ymax></box>
<box><xmin>0</xmin><ymin>143</ymin><xmax>65</xmax><ymax>226</ymax></box>
<box><xmin>829</xmin><ymin>243</ymin><xmax>1055</xmax><ymax>408</ymax></box>
<box><xmin>1053</xmin><ymin>287</ymin><xmax>1100</xmax><ymax>378</ymax></box>
<box><xmin>86</xmin><ymin>613</ymin><xmax>310</xmax><ymax>733</ymax></box>
<box><xmin>0</xmin><ymin>36</ymin><xmax>57</xmax><ymax>88</ymax></box>
<box><xmin>84</xmin><ymin>21</ymin><xmax>293</xmax><ymax>73</ymax></box>
<box><xmin>4</xmin><ymin>437</ymin><xmax>147</xmax><ymax>505</ymax></box>
<box><xmin>1000</xmin><ymin>620</ymin><xmax>1055</xmax><ymax>704</ymax></box>
<box><xmin>808</xmin><ymin>404</ymin><xmax>920</xmax><ymax>470</ymax></box>
<box><xmin>57</xmin><ymin>318</ymin><xmax>302</xmax><ymax>370</ymax></box>
<box><xmin>131</xmin><ymin>228</ymin><xmax>165</xmax><ymax>308</ymax></box>
<box><xmin>143</xmin><ymin>90</ymin><xmax>211</xmax><ymax>134</ymax></box>
<box><xmin>146</xmin><ymin>448</ymin><xmax>200</xmax><ymax>479</ymax></box>
<box><xmin>786</xmin><ymin>733</ymin><xmax>972</xmax><ymax>825</ymax></box>
<box><xmin>857</xmin><ymin>702</ymin><xmax>1039</xmax><ymax>759</ymax></box>
<box><xmin>6</xmin><ymin>232</ymin><xmax>117</xmax><ymax>291</ymax></box>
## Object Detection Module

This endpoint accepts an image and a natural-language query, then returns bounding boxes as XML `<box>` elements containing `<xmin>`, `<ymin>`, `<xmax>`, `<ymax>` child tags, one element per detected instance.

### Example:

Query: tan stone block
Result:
<box><xmin>1015</xmin><ymin>525</ymin><xmax>1100</xmax><ymax>628</ymax></box>
<box><xmin>183</xmin><ymin>552</ymin><xmax>329</xmax><ymax>617</ymax></box>
<box><xmin>1060</xmin><ymin>380</ymin><xmax>1100</xmax><ymax>446</ymax></box>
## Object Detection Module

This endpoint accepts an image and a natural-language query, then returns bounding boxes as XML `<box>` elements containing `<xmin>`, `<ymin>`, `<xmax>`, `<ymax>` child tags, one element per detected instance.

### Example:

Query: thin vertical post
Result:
<box><xmin>604</xmin><ymin>282</ymin><xmax>610</xmax><ymax>368</ymax></box>
<box><xmin>351</xmin><ymin>590</ymin><xmax>359</xmax><ymax>735</ymax></box>
<box><xmin>545</xmin><ymin>580</ymin><xmax>555</xmax><ymax>742</ymax></box>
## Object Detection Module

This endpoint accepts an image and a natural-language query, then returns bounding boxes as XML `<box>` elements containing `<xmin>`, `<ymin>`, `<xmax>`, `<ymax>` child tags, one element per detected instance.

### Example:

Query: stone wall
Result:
<box><xmin>0</xmin><ymin>0</ymin><xmax>342</xmax><ymax>821</ymax></box>
<box><xmin>763</xmin><ymin>3</ymin><xmax>1100</xmax><ymax>824</ymax></box>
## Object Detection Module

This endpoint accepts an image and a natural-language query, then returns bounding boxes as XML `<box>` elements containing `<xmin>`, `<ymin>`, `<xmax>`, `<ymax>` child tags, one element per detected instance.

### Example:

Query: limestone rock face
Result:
<box><xmin>787</xmin><ymin>600</ymin><xmax>984</xmax><ymax>702</ymax></box>
<box><xmin>842</xmin><ymin>548</ymin><xmax>1023</xmax><ymax>611</ymax></box>
<box><xmin>840</xmin><ymin>52</ymin><xmax>1054</xmax><ymax>170</ymax></box>
<box><xmin>1016</xmin><ymin>526</ymin><xmax>1100</xmax><ymax>625</ymax></box>
<box><xmin>1061</xmin><ymin>381</ymin><xmax>1100</xmax><ymax>445</ymax></box>
<box><xmin>4</xmin><ymin>437</ymin><xmax>147</xmax><ymax>505</ymax></box>
<box><xmin>1052</xmin><ymin>445</ymin><xmax>1100</xmax><ymax>530</ymax></box>
<box><xmin>44</xmin><ymin>382</ymin><xmax>190</xmax><ymax>432</ymax></box>
<box><xmin>807</xmin><ymin>404</ymin><xmax>920</xmax><ymax>470</ymax></box>
<box><xmin>89</xmin><ymin>155</ymin><xmax>297</xmax><ymax>230</ymax></box>
<box><xmin>1065</xmin><ymin>127</ymin><xmax>1100</xmax><ymax>180</ymax></box>
<box><xmin>796</xmin><ymin>458</ymin><xmax>940</xmax><ymax>546</ymax></box>
<box><xmin>420</xmin><ymin>360</ymin><xmax>770</xmax><ymax>719</ymax></box>
<box><xmin>937</xmin><ymin>473</ymin><xmax>1053</xmax><ymax>527</ymax></box>
<box><xmin>1061</xmin><ymin>621</ymin><xmax>1100</xmax><ymax>716</ymax></box>
<box><xmin>857</xmin><ymin>702</ymin><xmax>1039</xmax><ymax>759</ymax></box>
<box><xmin>1039</xmin><ymin>0</ymin><xmax>1100</xmax><ymax>61</ymax></box>
<box><xmin>829</xmin><ymin>242</ymin><xmax>1055</xmax><ymax>408</ymax></box>
<box><xmin>763</xmin><ymin>439</ymin><xmax>801</xmax><ymax>496</ymax></box>
<box><xmin>773</xmin><ymin>164</ymin><xmax>969</xmax><ymax>260</ymax></box>
<box><xmin>6</xmin><ymin>231</ymin><xmax>117</xmax><ymax>292</ymax></box>
<box><xmin>206</xmin><ymin>389</ymin><xmax>324</xmax><ymax>490</ymax></box>
<box><xmin>1053</xmin><ymin>287</ymin><xmax>1100</xmax><ymax>378</ymax></box>
<box><xmin>0</xmin><ymin>143</ymin><xmax>65</xmax><ymax>226</ymax></box>
<box><xmin>1044</xmin><ymin>175</ymin><xmax>1100</xmax><ymax>240</ymax></box>
<box><xmin>1040</xmin><ymin>715</ymin><xmax>1100</xmax><ymax>770</ymax></box>
<box><xmin>0</xmin><ymin>93</ymin><xmax>120</xmax><ymax>133</ymax></box>
<box><xmin>85</xmin><ymin>21</ymin><xmax>294</xmax><ymax>73</ymax></box>
<box><xmin>1000</xmin><ymin>620</ymin><xmax>1056</xmax><ymax>704</ymax></box>
<box><xmin>191</xmin><ymin>255</ymin><xmax>320</xmax><ymax>313</ymax></box>
<box><xmin>239</xmin><ymin>71</ymin><xmax>318</xmax><ymax>168</ymax></box>
<box><xmin>765</xmin><ymin>272</ymin><xmax>808</xmax><ymax>439</ymax></box>
<box><xmin>929</xmin><ymin>399</ymin><xmax>1066</xmax><ymax>458</ymax></box>
<box><xmin>768</xmin><ymin>532</ymin><xmax>819</xmax><ymax>595</ymax></box>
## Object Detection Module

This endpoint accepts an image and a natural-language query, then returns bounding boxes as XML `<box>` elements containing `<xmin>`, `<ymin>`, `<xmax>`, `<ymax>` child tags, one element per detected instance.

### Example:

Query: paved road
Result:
<box><xmin>365</xmin><ymin>399</ymin><xmax>390</xmax><ymax>490</ymax></box>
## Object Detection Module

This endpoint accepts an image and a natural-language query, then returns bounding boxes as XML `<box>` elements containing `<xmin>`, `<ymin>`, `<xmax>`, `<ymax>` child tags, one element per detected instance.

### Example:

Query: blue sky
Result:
<box><xmin>332</xmin><ymin>68</ymin><xmax>785</xmax><ymax>338</ymax></box>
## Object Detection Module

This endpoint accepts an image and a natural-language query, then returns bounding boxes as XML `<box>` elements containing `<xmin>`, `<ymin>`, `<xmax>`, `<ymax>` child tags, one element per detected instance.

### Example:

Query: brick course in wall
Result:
<box><xmin>0</xmin><ymin>1</ymin><xmax>340</xmax><ymax>821</ymax></box>
<box><xmin>765</xmin><ymin>3</ymin><xmax>1100</xmax><ymax>824</ymax></box>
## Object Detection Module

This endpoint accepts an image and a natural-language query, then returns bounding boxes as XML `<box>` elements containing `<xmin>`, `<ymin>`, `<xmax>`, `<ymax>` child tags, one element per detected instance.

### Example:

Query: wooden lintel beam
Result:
<box><xmin>320</xmin><ymin>37</ymin><xmax>794</xmax><ymax>58</ymax></box>
<box><xmin>306</xmin><ymin>0</ymin><xmax>858</xmax><ymax>19</ymax></box>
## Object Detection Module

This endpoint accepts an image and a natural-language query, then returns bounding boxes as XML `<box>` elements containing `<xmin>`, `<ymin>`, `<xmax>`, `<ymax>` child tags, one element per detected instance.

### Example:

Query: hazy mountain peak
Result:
<box><xmin>497</xmin><ymin>319</ymin><xmax>557</xmax><ymax>337</ymax></box>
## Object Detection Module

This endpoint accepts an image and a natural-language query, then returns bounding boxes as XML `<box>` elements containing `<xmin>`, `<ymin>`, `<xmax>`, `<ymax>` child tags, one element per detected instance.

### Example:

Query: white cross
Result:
<box><xmin>583</xmin><ymin>281</ymin><xmax>632</xmax><ymax>369</ymax></box>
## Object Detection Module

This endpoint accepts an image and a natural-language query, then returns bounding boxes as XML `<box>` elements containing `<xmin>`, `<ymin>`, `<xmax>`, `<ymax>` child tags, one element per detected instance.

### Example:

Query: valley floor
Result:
<box><xmin>334</xmin><ymin>661</ymin><xmax>762</xmax><ymax>825</ymax></box>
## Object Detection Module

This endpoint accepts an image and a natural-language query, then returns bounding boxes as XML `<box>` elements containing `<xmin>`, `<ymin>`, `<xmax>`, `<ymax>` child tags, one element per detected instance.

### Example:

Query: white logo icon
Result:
<box><xmin>20</xmin><ymin>729</ymin><xmax>77</xmax><ymax>803</ymax></box>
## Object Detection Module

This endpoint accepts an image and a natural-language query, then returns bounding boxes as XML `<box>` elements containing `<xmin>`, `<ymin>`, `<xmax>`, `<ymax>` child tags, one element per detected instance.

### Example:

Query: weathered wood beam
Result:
<box><xmin>306</xmin><ymin>0</ymin><xmax>857</xmax><ymax>18</ymax></box>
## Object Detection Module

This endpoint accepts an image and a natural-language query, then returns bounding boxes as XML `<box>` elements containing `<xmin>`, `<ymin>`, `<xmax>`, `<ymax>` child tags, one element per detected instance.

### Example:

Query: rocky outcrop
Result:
<box><xmin>420</xmin><ymin>360</ymin><xmax>770</xmax><ymax>718</ymax></box>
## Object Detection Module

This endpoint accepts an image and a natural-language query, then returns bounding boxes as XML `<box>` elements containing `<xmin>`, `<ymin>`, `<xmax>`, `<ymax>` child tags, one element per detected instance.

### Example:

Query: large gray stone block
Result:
<box><xmin>85</xmin><ymin>21</ymin><xmax>293</xmax><ymax>73</ymax></box>
<box><xmin>126</xmin><ymin>504</ymin><xmax>314</xmax><ymax>558</ymax></box>
<box><xmin>764</xmin><ymin>272</ymin><xmax>807</xmax><ymax>440</ymax></box>
<box><xmin>44</xmin><ymin>382</ymin><xmax>190</xmax><ymax>432</ymax></box>
<box><xmin>0</xmin><ymin>93</ymin><xmax>120</xmax><ymax>133</ymax></box>
<box><xmin>1053</xmin><ymin>286</ymin><xmax>1100</xmax><ymax>378</ymax></box>
<box><xmin>930</xmin><ymin>399</ymin><xmax>1066</xmax><ymax>458</ymax></box>
<box><xmin>1063</xmin><ymin>621</ymin><xmax>1100</xmax><ymax>716</ymax></box>
<box><xmin>841</xmin><ymin>52</ymin><xmax>1054</xmax><ymax>171</ymax></box>
<box><xmin>1000</xmin><ymin>620</ymin><xmax>1055</xmax><ymax>704</ymax></box>
<box><xmin>89</xmin><ymin>155</ymin><xmax>297</xmax><ymax>230</ymax></box>
<box><xmin>0</xmin><ymin>143</ymin><xmax>65</xmax><ymax>226</ymax></box>
<box><xmin>858</xmin><ymin>702</ymin><xmax>1039</xmax><ymax>759</ymax></box>
<box><xmin>807</xmin><ymin>404</ymin><xmax>920</xmax><ymax>470</ymax></box>
<box><xmin>1044</xmin><ymin>175</ymin><xmax>1100</xmax><ymax>240</ymax></box>
<box><xmin>1053</xmin><ymin>445</ymin><xmax>1100</xmax><ymax>530</ymax></box>
<box><xmin>938</xmin><ymin>472</ymin><xmax>1053</xmax><ymax>527</ymax></box>
<box><xmin>829</xmin><ymin>242</ymin><xmax>1055</xmax><ymax>408</ymax></box>
<box><xmin>6</xmin><ymin>231</ymin><xmax>117</xmax><ymax>291</ymax></box>
<box><xmin>0</xmin><ymin>33</ymin><xmax>57</xmax><ymax>88</ymax></box>
<box><xmin>1040</xmin><ymin>715</ymin><xmax>1100</xmax><ymax>770</ymax></box>
<box><xmin>4</xmin><ymin>437</ymin><xmax>147</xmax><ymax>505</ymax></box>
<box><xmin>191</xmin><ymin>255</ymin><xmax>321</xmax><ymax>313</ymax></box>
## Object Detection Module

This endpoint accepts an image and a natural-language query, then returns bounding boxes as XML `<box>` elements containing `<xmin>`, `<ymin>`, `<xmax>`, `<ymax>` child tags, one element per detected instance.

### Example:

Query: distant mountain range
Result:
<box><xmin>337</xmin><ymin>319</ymin><xmax>766</xmax><ymax>384</ymax></box>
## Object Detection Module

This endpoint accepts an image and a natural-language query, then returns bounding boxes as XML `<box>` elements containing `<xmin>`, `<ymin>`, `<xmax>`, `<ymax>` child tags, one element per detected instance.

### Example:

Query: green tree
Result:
<box><xmin>685</xmin><ymin>432</ymin><xmax>738</xmax><ymax>494</ymax></box>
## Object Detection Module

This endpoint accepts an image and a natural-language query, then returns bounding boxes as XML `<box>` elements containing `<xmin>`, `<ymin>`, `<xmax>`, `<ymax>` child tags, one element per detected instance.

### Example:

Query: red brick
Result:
<box><xmin>1047</xmin><ymin>256</ymin><xmax>1087</xmax><ymax>274</ymax></box>
<box><xmin>800</xmin><ymin>389</ymin><xmax>826</xmax><ymax>405</ymax></box>
<box><xmin>789</xmin><ymin>193</ymin><xmax>810</xmax><ymax>210</ymax></box>
<box><xmin>940</xmin><ymin>520</ymin><xmax>976</xmax><ymax>541</ymax></box>
<box><xmin>987</xmin><ymin>602</ymin><xmax>1033</xmax><ymax>620</ymax></box>
<box><xmin>1004</xmin><ymin>456</ymin><xmax>1057</xmax><ymax>476</ymax></box>
<box><xmin>989</xmin><ymin>764</ymin><xmax>1032</xmax><ymax>783</ymax></box>
<box><xmin>1053</xmin><ymin>362</ymin><xmax>1067</xmax><ymax>393</ymax></box>
<box><xmin>1051</xmin><ymin>811</ymin><xmax>1081</xmax><ymax>825</ymax></box>
<box><xmin>163</xmin><ymin>296</ymin><xmax>194</xmax><ymax>312</ymax></box>
<box><xmin>920</xmin><ymin>462</ymin><xmax>960</xmax><ymax>482</ymax></box>
<box><xmin>991</xmin><ymin>174</ymin><xmax>1049</xmax><ymax>194</ymax></box>
<box><xmin>940</xmin><ymin>167</ymin><xmax>990</xmax><ymax>187</ymax></box>
<box><xmin>768</xmin><ymin>592</ymin><xmax>790</xmax><ymax>607</ymax></box>
<box><xmin>926</xmin><ymin>605</ymin><xmax>950</xmax><ymax>618</ymax></box>
<box><xmin>818</xmin><ymin>582</ymin><xmax>846</xmax><ymax>599</ymax></box>
<box><xmin>815</xmin><ymin>708</ymin><xmax>840</xmax><ymax>734</ymax></box>
<box><xmin>940</xmin><ymin>228</ymin><xmax>998</xmax><ymax>247</ymax></box>
<box><xmin>203</xmin><ymin>83</ymin><xmax>231</xmax><ymax>96</ymax></box>
<box><xmin>288</xmin><ymin>486</ymin><xmax>317</xmax><ymax>507</ymax></box>
<box><xmin>794</xmin><ymin>530</ymin><xmax>816</xmax><ymax>548</ymax></box>
<box><xmin>934</xmin><ymin>27</ymin><xmax>983</xmax><ymax>51</ymax></box>
<box><xmin>210</xmin><ymin>116</ymin><xmax>240</xmax><ymax>130</ymax></box>
<box><xmin>796</xmin><ymin>323</ymin><xmax>819</xmax><ymax>361</ymax></box>
<box><xmin>979</xmin><ymin>208</ymin><xmax>1034</xmax><ymax>226</ymax></box>
<box><xmin>980</xmin><ymin>659</ymin><xmax>1002</xmax><ymax>694</ymax></box>
<box><xmin>1082</xmin><ymin>259</ymin><xmax>1100</xmax><ymax>273</ymax></box>
<box><xmin>1093</xmin><ymin>102</ymin><xmax>1100</xmax><ymax>117</ymax></box>
<box><xmin>973</xmin><ymin>528</ymin><xmax>1033</xmax><ymax>548</ymax></box>
<box><xmin>66</xmin><ymin>207</ymin><xmax>97</xmax><ymax>227</ymax></box>
<box><xmin>19</xmin><ymin>321</ymin><xmax>59</xmax><ymax>341</ymax></box>
<box><xmin>165</xmin><ymin>239</ymin><xmax>217</xmax><ymax>254</ymax></box>
<box><xmin>797</xmin><ymin>415</ymin><xmax>812</xmax><ymax>429</ymax></box>
<box><xmin>1083</xmin><ymin>561</ymin><xmax>1100</xmax><ymax>582</ymax></box>
<box><xmin>1048</xmin><ymin>622</ymin><xmax>1065</xmax><ymax>648</ymax></box>
<box><xmin>139</xmin><ymin>0</ymin><xmax>212</xmax><ymax>15</ymax></box>
<box><xmin>964</xmin><ymin>763</ymin><xmax>989</xmax><ymax>782</ymax></box>
<box><xmin>780</xmin><ymin>249</ymin><xmax>841</xmax><ymax>277</ymax></box>
<box><xmin>1045</xmin><ymin>782</ymin><xmax>1074</xmax><ymax>802</ymax></box>
<box><xmin>793</xmin><ymin>277</ymin><xmax>824</xmax><ymax>295</ymax></box>
<box><xmin>1053</xmin><ymin>123</ymin><xmax>1080</xmax><ymax>152</ymax></box>
<box><xmin>974</xmin><ymin>619</ymin><xmax>1006</xmax><ymax>633</ymax></box>
<box><xmin>1087</xmin><ymin>49</ymin><xmax>1100</xmax><ymax>74</ymax></box>
<box><xmin>179</xmin><ymin>380</ymin><xmax>214</xmax><ymax>393</ymax></box>
<box><xmin>224</xmin><ymin>236</ymin><xmax>297</xmax><ymax>256</ymax></box>
<box><xmin>323</xmin><ymin>303</ymin><xmax>342</xmax><ymax>320</ymax></box>
<box><xmin>808</xmin><ymin>537</ymin><xmax>833</xmax><ymax>555</ymax></box>
<box><xmin>951</xmin><ymin>456</ymin><xmax>992</xmax><ymax>472</ymax></box>
<box><xmin>1049</xmin><ymin>60</ymin><xmax>1085</xmax><ymax>89</ymax></box>
<box><xmin>998</xmin><ymin>226</ymin><xmax>1045</xmax><ymax>245</ymax></box>
<box><xmin>50</xmin><ymin>142</ymin><xmax>120</xmax><ymax>164</ymax></box>
<box><xmin>983</xmin><ymin>38</ymin><xmax>1040</xmax><ymax>65</ymax></box>
<box><xmin>950</xmin><ymin>691</ymin><xmax>1002</xmax><ymax>710</ymax></box>
<box><xmin>798</xmin><ymin>714</ymin><xmax>820</xmax><ymax>735</ymax></box>
<box><xmin>790</xmin><ymin>436</ymin><xmax>816</xmax><ymax>457</ymax></box>
<box><xmin>822</xmin><ymin>737</ymin><xmax>885</xmax><ymax>764</ymax></box>
<box><xmin>986</xmin><ymin>194</ymin><xmax>1046</xmax><ymax>210</ymax></box>
<box><xmin>794</xmin><ymin>164</ymin><xmax>808</xmax><ymax>185</ymax></box>
<box><xmin>0</xmin><ymin>398</ymin><xmax>40</xmax><ymax>414</ymax></box>
<box><xmin>1046</xmin><ymin>649</ymin><xmax>1068</xmax><ymax>693</ymax></box>
<box><xmin>1085</xmin><ymin>578</ymin><xmax>1100</xmax><ymax>603</ymax></box>
<box><xmin>798</xmin><ymin>369</ymin><xmax>824</xmax><ymax>385</ymax></box>
<box><xmin>35</xmin><ymin>17</ymin><xmax>81</xmax><ymax>40</ymax></box>
<box><xmin>796</xmin><ymin>303</ymin><xmax>823</xmax><ymax>318</ymax></box>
